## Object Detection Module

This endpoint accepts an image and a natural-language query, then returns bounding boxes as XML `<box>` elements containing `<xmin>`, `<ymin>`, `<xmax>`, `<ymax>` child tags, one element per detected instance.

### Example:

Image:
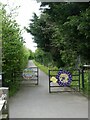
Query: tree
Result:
<box><xmin>26</xmin><ymin>13</ymin><xmax>55</xmax><ymax>52</ymax></box>
<box><xmin>28</xmin><ymin>49</ymin><xmax>34</xmax><ymax>60</ymax></box>
<box><xmin>2</xmin><ymin>4</ymin><xmax>30</xmax><ymax>88</ymax></box>
<box><xmin>26</xmin><ymin>2</ymin><xmax>90</xmax><ymax>68</ymax></box>
<box><xmin>40</xmin><ymin>2</ymin><xmax>90</xmax><ymax>66</ymax></box>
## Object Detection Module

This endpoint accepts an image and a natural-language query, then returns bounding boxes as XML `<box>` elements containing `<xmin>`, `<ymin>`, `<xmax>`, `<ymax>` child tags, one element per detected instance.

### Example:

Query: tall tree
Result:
<box><xmin>26</xmin><ymin>2</ymin><xmax>90</xmax><ymax>68</ymax></box>
<box><xmin>2</xmin><ymin>4</ymin><xmax>30</xmax><ymax>87</ymax></box>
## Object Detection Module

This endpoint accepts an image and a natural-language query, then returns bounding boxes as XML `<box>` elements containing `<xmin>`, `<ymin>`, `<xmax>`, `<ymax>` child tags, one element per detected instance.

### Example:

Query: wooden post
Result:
<box><xmin>49</xmin><ymin>70</ymin><xmax>51</xmax><ymax>93</ymax></box>
<box><xmin>0</xmin><ymin>73</ymin><xmax>2</xmax><ymax>87</ymax></box>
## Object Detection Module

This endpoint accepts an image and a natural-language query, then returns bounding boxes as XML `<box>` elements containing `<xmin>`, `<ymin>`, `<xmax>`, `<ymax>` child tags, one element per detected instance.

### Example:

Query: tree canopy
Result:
<box><xmin>26</xmin><ymin>2</ymin><xmax>90</xmax><ymax>68</ymax></box>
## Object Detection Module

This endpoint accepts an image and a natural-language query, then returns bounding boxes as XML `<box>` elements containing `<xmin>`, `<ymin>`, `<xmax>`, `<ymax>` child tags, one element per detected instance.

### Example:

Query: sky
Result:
<box><xmin>1</xmin><ymin>0</ymin><xmax>41</xmax><ymax>52</ymax></box>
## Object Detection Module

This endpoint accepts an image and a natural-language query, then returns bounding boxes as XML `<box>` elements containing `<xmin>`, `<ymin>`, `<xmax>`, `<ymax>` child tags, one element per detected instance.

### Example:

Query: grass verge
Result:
<box><xmin>33</xmin><ymin>60</ymin><xmax>58</xmax><ymax>75</ymax></box>
<box><xmin>33</xmin><ymin>60</ymin><xmax>49</xmax><ymax>75</ymax></box>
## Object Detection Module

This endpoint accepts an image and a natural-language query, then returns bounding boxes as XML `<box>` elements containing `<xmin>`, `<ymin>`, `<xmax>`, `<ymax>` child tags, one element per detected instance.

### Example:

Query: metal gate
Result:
<box><xmin>22</xmin><ymin>67</ymin><xmax>39</xmax><ymax>85</ymax></box>
<box><xmin>49</xmin><ymin>69</ymin><xmax>80</xmax><ymax>93</ymax></box>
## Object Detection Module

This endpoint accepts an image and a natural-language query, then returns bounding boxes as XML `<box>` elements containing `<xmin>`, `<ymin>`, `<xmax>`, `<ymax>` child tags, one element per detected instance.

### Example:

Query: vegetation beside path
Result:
<box><xmin>1</xmin><ymin>4</ymin><xmax>30</xmax><ymax>96</ymax></box>
<box><xmin>33</xmin><ymin>60</ymin><xmax>58</xmax><ymax>75</ymax></box>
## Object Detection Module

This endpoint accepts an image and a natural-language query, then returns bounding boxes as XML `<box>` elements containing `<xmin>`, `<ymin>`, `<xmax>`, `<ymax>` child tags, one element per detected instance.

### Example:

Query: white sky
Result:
<box><xmin>1</xmin><ymin>0</ymin><xmax>41</xmax><ymax>52</ymax></box>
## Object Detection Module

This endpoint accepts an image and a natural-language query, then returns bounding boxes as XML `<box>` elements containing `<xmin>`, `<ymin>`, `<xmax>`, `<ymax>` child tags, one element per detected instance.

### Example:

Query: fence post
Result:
<box><xmin>82</xmin><ymin>65</ymin><xmax>90</xmax><ymax>95</ymax></box>
<box><xmin>37</xmin><ymin>67</ymin><xmax>39</xmax><ymax>85</ymax></box>
<box><xmin>49</xmin><ymin>70</ymin><xmax>51</xmax><ymax>93</ymax></box>
<box><xmin>78</xmin><ymin>69</ymin><xmax>81</xmax><ymax>92</ymax></box>
<box><xmin>82</xmin><ymin>68</ymin><xmax>85</xmax><ymax>90</ymax></box>
<box><xmin>89</xmin><ymin>70</ymin><xmax>90</xmax><ymax>99</ymax></box>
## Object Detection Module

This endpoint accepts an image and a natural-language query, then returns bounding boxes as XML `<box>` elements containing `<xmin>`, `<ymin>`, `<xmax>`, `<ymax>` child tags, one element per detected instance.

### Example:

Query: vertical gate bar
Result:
<box><xmin>82</xmin><ymin>68</ymin><xmax>84</xmax><ymax>90</ymax></box>
<box><xmin>88</xmin><ymin>69</ymin><xmax>90</xmax><ymax>98</ymax></box>
<box><xmin>78</xmin><ymin>69</ymin><xmax>80</xmax><ymax>92</ymax></box>
<box><xmin>49</xmin><ymin>70</ymin><xmax>51</xmax><ymax>93</ymax></box>
<box><xmin>37</xmin><ymin>67</ymin><xmax>38</xmax><ymax>85</ymax></box>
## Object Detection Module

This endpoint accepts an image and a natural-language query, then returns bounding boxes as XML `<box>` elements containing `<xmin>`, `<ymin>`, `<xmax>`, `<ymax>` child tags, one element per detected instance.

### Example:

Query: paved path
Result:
<box><xmin>9</xmin><ymin>60</ymin><xmax>88</xmax><ymax>118</ymax></box>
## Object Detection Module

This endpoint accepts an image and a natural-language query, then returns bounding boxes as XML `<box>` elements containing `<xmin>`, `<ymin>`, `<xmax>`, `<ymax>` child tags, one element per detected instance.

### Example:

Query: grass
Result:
<box><xmin>33</xmin><ymin>60</ymin><xmax>49</xmax><ymax>75</ymax></box>
<box><xmin>33</xmin><ymin>60</ymin><xmax>58</xmax><ymax>75</ymax></box>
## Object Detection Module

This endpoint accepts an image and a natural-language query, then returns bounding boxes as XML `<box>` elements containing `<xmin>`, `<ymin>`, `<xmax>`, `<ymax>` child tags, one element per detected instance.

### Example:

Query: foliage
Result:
<box><xmin>0</xmin><ymin>2</ymin><xmax>2</xmax><ymax>72</ymax></box>
<box><xmin>26</xmin><ymin>2</ymin><xmax>90</xmax><ymax>68</ymax></box>
<box><xmin>26</xmin><ymin>13</ymin><xmax>54</xmax><ymax>52</ymax></box>
<box><xmin>2</xmin><ymin>4</ymin><xmax>30</xmax><ymax>92</ymax></box>
<box><xmin>28</xmin><ymin>49</ymin><xmax>34</xmax><ymax>60</ymax></box>
<box><xmin>34</xmin><ymin>48</ymin><xmax>54</xmax><ymax>67</ymax></box>
<box><xmin>62</xmin><ymin>6</ymin><xmax>90</xmax><ymax>64</ymax></box>
<box><xmin>33</xmin><ymin>60</ymin><xmax>58</xmax><ymax>75</ymax></box>
<box><xmin>26</xmin><ymin>13</ymin><xmax>64</xmax><ymax>67</ymax></box>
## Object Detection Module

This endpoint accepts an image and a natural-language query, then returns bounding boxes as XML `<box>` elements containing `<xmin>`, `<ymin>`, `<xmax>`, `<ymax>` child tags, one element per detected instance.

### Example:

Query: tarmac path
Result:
<box><xmin>9</xmin><ymin>60</ymin><xmax>88</xmax><ymax>118</ymax></box>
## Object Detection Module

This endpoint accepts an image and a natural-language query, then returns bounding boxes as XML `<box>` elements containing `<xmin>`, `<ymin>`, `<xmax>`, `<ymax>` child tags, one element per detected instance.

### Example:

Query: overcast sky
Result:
<box><xmin>1</xmin><ymin>0</ymin><xmax>41</xmax><ymax>52</ymax></box>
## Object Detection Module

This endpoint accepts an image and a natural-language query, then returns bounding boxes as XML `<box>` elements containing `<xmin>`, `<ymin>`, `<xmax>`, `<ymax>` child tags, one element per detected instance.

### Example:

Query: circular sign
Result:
<box><xmin>56</xmin><ymin>70</ymin><xmax>72</xmax><ymax>86</ymax></box>
<box><xmin>22</xmin><ymin>68</ymin><xmax>35</xmax><ymax>79</ymax></box>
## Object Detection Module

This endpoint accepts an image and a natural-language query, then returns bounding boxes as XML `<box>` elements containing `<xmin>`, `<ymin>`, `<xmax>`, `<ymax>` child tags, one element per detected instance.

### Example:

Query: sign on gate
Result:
<box><xmin>22</xmin><ymin>68</ymin><xmax>36</xmax><ymax>79</ymax></box>
<box><xmin>22</xmin><ymin>67</ymin><xmax>39</xmax><ymax>85</ymax></box>
<box><xmin>50</xmin><ymin>70</ymin><xmax>72</xmax><ymax>86</ymax></box>
<box><xmin>49</xmin><ymin>69</ymin><xmax>80</xmax><ymax>93</ymax></box>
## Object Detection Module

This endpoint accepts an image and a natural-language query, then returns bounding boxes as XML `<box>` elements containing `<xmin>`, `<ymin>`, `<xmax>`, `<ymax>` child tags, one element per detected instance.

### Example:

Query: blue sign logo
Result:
<box><xmin>50</xmin><ymin>70</ymin><xmax>72</xmax><ymax>86</ymax></box>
